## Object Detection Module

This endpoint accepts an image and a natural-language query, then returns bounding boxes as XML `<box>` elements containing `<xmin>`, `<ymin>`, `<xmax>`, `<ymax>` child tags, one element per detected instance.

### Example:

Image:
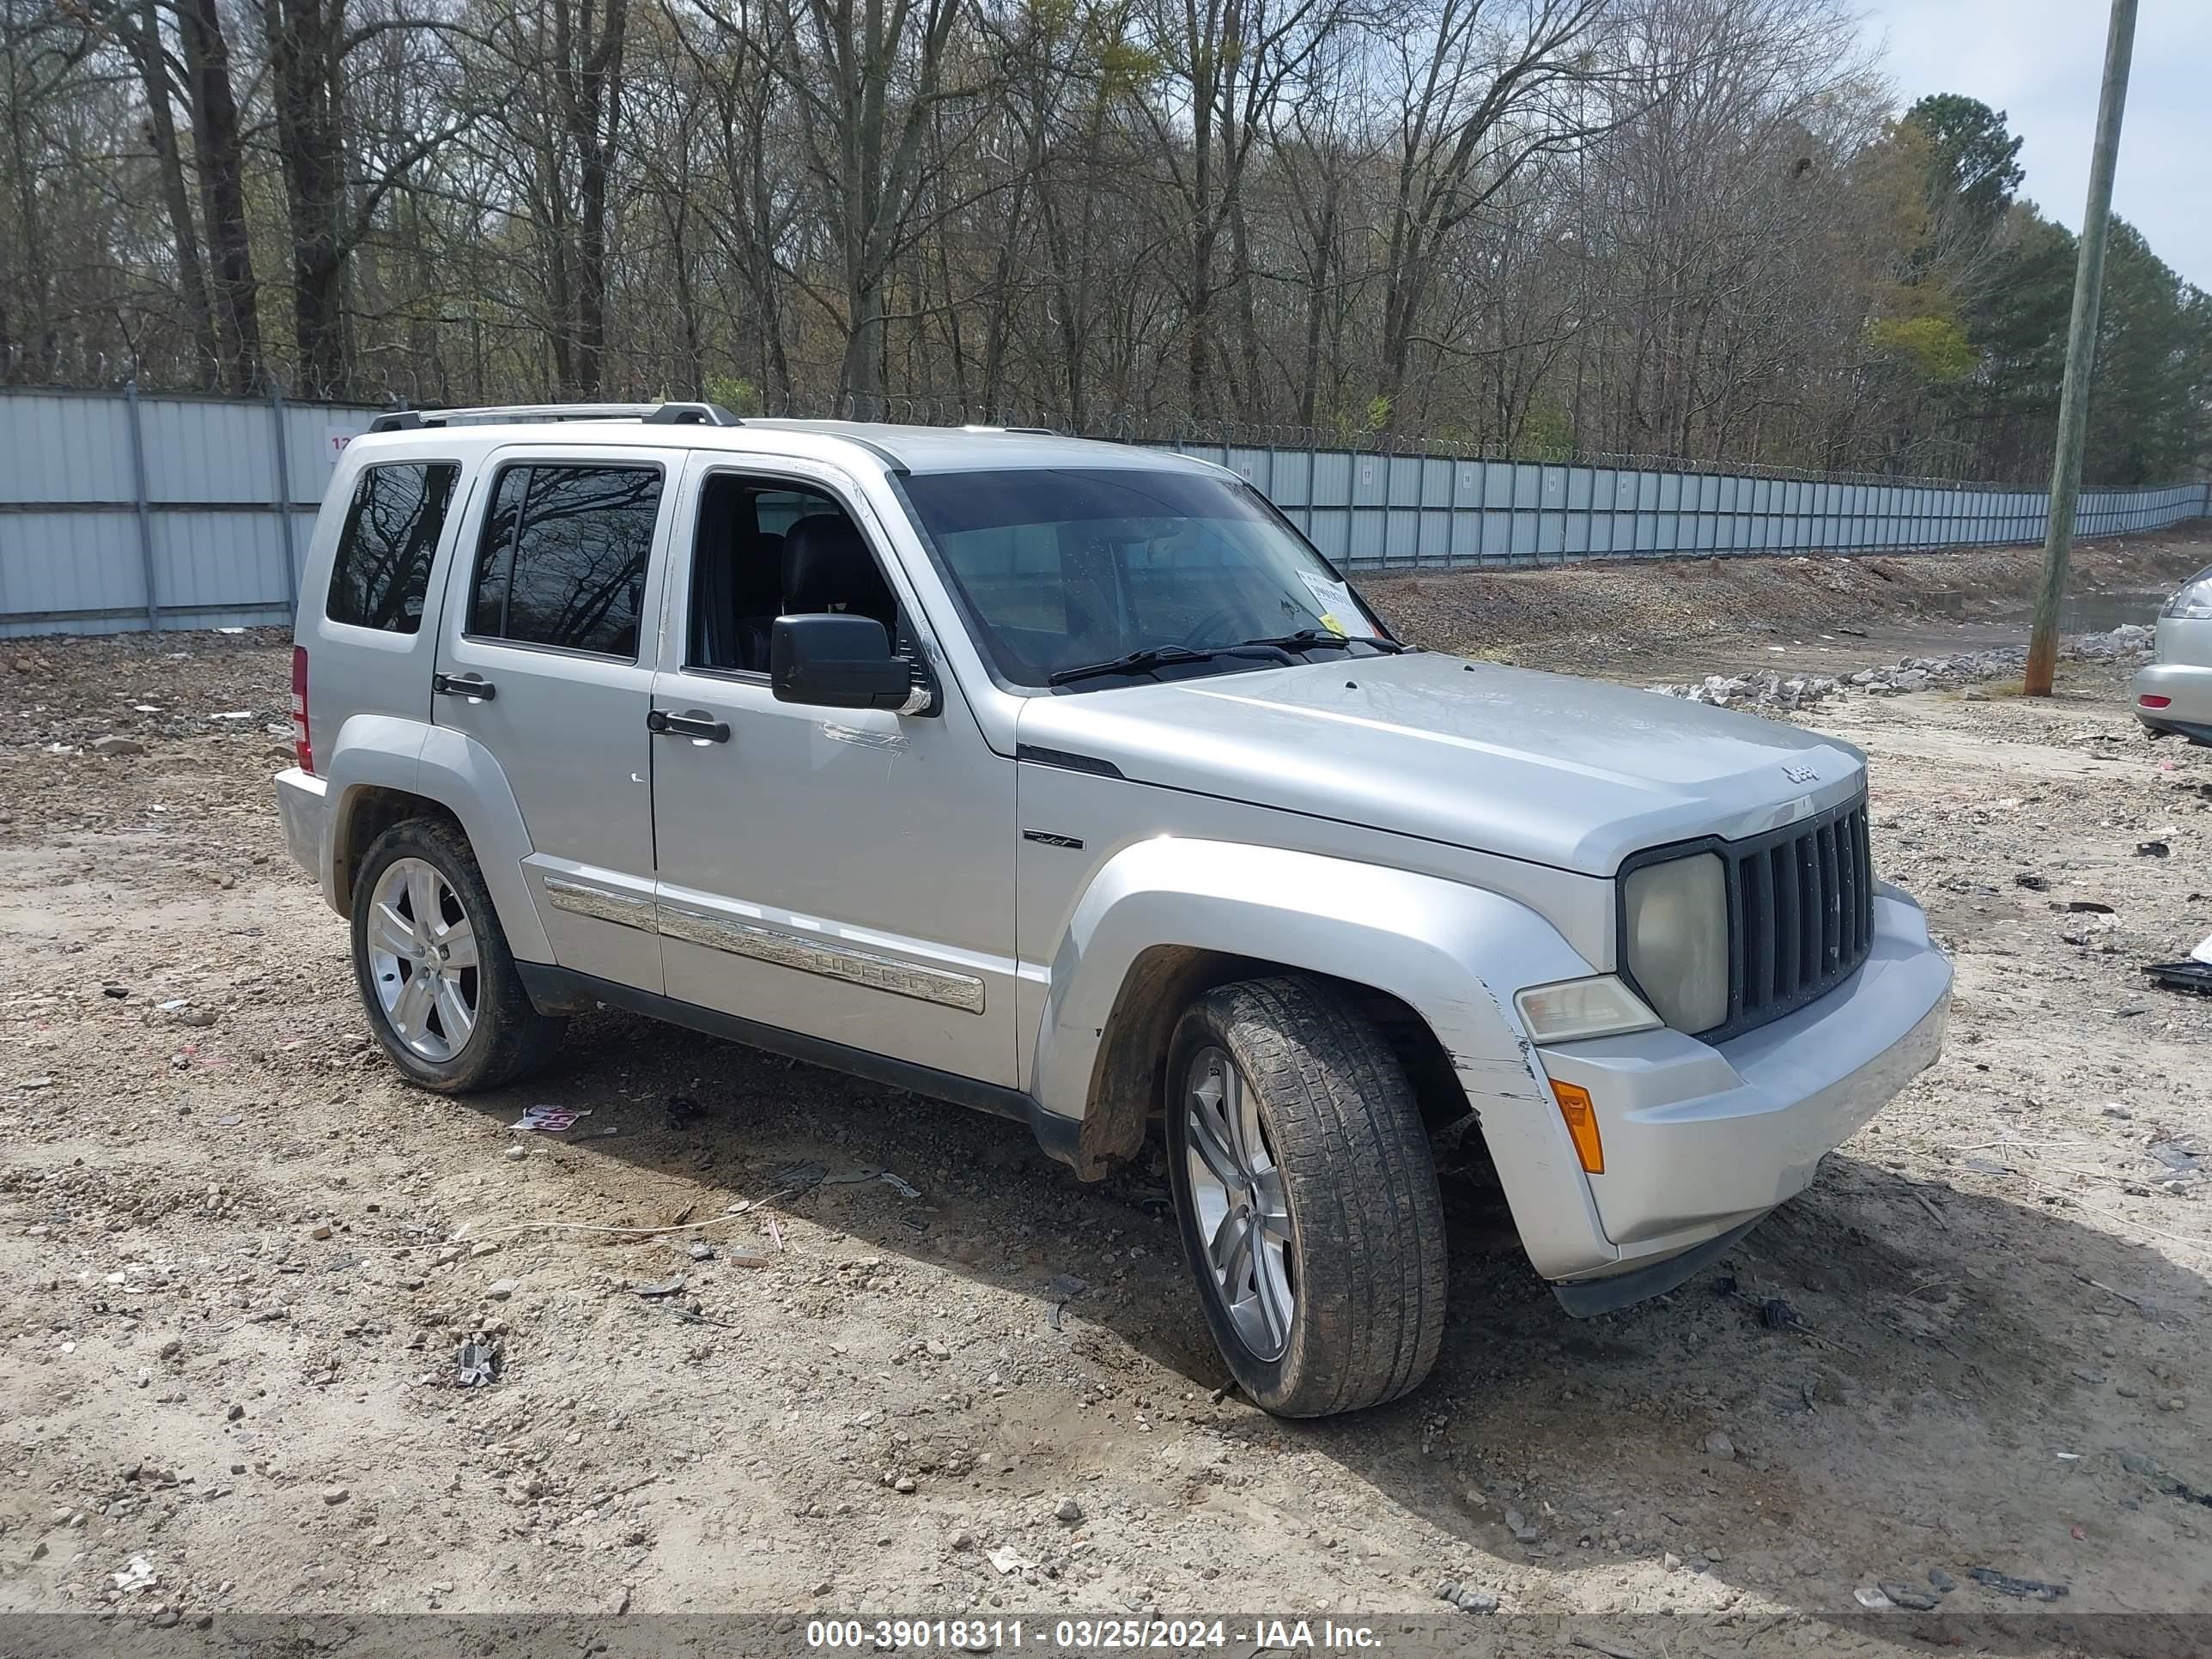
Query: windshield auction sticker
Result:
<box><xmin>1296</xmin><ymin>572</ymin><xmax>1376</xmax><ymax>638</ymax></box>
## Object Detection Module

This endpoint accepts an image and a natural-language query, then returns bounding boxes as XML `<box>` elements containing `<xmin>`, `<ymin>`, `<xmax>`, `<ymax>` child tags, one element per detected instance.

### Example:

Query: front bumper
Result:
<box><xmin>1534</xmin><ymin>885</ymin><xmax>1951</xmax><ymax>1308</ymax></box>
<box><xmin>274</xmin><ymin>766</ymin><xmax>330</xmax><ymax>887</ymax></box>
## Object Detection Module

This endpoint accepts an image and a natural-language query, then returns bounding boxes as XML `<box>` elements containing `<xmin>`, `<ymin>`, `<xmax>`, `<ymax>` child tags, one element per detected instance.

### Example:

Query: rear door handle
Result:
<box><xmin>648</xmin><ymin>709</ymin><xmax>730</xmax><ymax>743</ymax></box>
<box><xmin>432</xmin><ymin>672</ymin><xmax>495</xmax><ymax>701</ymax></box>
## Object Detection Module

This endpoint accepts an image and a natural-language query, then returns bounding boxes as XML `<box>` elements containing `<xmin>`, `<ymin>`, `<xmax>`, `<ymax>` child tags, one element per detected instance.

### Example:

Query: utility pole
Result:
<box><xmin>2025</xmin><ymin>0</ymin><xmax>2138</xmax><ymax>696</ymax></box>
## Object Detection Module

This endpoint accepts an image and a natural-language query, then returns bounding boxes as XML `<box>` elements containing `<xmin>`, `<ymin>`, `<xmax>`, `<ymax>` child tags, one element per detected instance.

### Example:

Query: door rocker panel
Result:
<box><xmin>514</xmin><ymin>963</ymin><xmax>1076</xmax><ymax>1164</ymax></box>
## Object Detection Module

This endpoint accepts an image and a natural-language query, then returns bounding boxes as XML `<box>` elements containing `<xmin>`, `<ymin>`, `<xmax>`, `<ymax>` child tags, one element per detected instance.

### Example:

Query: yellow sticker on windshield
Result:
<box><xmin>1297</xmin><ymin>569</ymin><xmax>1374</xmax><ymax>638</ymax></box>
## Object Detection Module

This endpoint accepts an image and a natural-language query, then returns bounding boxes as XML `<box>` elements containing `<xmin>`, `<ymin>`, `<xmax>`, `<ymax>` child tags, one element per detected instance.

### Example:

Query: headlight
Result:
<box><xmin>1622</xmin><ymin>852</ymin><xmax>1729</xmax><ymax>1033</ymax></box>
<box><xmin>1514</xmin><ymin>975</ymin><xmax>1661</xmax><ymax>1043</ymax></box>
<box><xmin>2165</xmin><ymin>568</ymin><xmax>2212</xmax><ymax>619</ymax></box>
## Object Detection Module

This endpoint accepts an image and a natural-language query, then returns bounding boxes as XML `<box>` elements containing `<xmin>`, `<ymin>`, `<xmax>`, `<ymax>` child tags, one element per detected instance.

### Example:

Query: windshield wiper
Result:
<box><xmin>1047</xmin><ymin>627</ymin><xmax>1413</xmax><ymax>687</ymax></box>
<box><xmin>1047</xmin><ymin>642</ymin><xmax>1290</xmax><ymax>686</ymax></box>
<box><xmin>1233</xmin><ymin>628</ymin><xmax>1412</xmax><ymax>655</ymax></box>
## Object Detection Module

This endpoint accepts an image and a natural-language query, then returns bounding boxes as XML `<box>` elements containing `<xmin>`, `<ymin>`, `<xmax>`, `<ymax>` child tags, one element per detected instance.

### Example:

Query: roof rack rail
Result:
<box><xmin>643</xmin><ymin>402</ymin><xmax>744</xmax><ymax>427</ymax></box>
<box><xmin>367</xmin><ymin>401</ymin><xmax>742</xmax><ymax>434</ymax></box>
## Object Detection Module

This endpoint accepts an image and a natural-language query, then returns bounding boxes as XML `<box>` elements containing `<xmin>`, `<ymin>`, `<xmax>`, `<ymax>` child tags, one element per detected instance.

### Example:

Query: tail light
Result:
<box><xmin>291</xmin><ymin>645</ymin><xmax>315</xmax><ymax>774</ymax></box>
<box><xmin>2140</xmin><ymin>694</ymin><xmax>2172</xmax><ymax>709</ymax></box>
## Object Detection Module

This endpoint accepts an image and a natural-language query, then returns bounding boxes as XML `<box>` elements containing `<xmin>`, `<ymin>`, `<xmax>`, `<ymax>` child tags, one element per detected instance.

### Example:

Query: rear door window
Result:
<box><xmin>465</xmin><ymin>464</ymin><xmax>663</xmax><ymax>659</ymax></box>
<box><xmin>326</xmin><ymin>462</ymin><xmax>461</xmax><ymax>633</ymax></box>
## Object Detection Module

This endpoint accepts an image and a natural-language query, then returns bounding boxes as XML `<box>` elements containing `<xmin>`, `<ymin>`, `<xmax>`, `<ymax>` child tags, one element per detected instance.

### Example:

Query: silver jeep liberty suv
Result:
<box><xmin>275</xmin><ymin>402</ymin><xmax>1951</xmax><ymax>1418</ymax></box>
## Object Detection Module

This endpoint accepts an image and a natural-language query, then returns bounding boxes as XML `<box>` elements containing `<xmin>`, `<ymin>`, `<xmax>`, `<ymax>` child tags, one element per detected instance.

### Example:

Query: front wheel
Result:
<box><xmin>1165</xmin><ymin>975</ymin><xmax>1447</xmax><ymax>1417</ymax></box>
<box><xmin>350</xmin><ymin>817</ymin><xmax>565</xmax><ymax>1093</ymax></box>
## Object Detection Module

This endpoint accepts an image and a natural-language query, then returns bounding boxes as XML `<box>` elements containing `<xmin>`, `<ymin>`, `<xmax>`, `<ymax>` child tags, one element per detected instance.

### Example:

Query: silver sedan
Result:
<box><xmin>2135</xmin><ymin>564</ymin><xmax>2212</xmax><ymax>746</ymax></box>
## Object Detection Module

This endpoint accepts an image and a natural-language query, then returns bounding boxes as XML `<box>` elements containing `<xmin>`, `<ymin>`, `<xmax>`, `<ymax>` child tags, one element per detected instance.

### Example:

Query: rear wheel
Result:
<box><xmin>1165</xmin><ymin>975</ymin><xmax>1447</xmax><ymax>1417</ymax></box>
<box><xmin>350</xmin><ymin>817</ymin><xmax>563</xmax><ymax>1092</ymax></box>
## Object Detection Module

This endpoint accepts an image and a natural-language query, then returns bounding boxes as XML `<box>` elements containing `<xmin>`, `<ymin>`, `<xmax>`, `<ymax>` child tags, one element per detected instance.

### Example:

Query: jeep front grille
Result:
<box><xmin>1724</xmin><ymin>794</ymin><xmax>1875</xmax><ymax>1038</ymax></box>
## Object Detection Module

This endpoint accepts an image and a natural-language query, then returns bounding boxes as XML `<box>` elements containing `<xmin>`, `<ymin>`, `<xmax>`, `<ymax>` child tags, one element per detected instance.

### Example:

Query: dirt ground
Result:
<box><xmin>3</xmin><ymin>530</ymin><xmax>2211</xmax><ymax>1653</ymax></box>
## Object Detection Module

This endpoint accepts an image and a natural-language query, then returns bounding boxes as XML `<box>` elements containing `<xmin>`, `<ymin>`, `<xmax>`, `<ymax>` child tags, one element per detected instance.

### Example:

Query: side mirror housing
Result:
<box><xmin>769</xmin><ymin>614</ymin><xmax>921</xmax><ymax>711</ymax></box>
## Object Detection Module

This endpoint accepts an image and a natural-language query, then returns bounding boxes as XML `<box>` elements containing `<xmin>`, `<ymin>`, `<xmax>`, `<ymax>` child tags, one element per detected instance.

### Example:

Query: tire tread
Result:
<box><xmin>1178</xmin><ymin>975</ymin><xmax>1447</xmax><ymax>1416</ymax></box>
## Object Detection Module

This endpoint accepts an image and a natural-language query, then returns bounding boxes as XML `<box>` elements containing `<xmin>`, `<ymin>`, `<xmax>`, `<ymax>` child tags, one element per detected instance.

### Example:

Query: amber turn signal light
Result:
<box><xmin>1552</xmin><ymin>1080</ymin><xmax>1604</xmax><ymax>1175</ymax></box>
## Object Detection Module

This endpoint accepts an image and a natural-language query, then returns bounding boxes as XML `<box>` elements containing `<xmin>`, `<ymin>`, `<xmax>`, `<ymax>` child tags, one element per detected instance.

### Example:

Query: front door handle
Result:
<box><xmin>432</xmin><ymin>672</ymin><xmax>495</xmax><ymax>701</ymax></box>
<box><xmin>647</xmin><ymin>709</ymin><xmax>730</xmax><ymax>743</ymax></box>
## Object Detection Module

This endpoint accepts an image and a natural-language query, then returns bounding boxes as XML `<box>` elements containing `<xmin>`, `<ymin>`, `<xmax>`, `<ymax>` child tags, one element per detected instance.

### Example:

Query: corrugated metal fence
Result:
<box><xmin>2</xmin><ymin>386</ymin><xmax>2206</xmax><ymax>638</ymax></box>
<box><xmin>1</xmin><ymin>386</ymin><xmax>382</xmax><ymax>637</ymax></box>
<box><xmin>1175</xmin><ymin>444</ymin><xmax>2208</xmax><ymax>569</ymax></box>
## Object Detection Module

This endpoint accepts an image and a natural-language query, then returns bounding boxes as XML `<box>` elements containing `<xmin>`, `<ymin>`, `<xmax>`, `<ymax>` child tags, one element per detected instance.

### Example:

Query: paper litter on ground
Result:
<box><xmin>514</xmin><ymin>1104</ymin><xmax>592</xmax><ymax>1133</ymax></box>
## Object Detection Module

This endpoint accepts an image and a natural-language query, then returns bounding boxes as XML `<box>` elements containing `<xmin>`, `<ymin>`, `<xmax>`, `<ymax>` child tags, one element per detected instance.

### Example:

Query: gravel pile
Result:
<box><xmin>1655</xmin><ymin>670</ymin><xmax>1844</xmax><ymax>714</ymax></box>
<box><xmin>1649</xmin><ymin>623</ymin><xmax>2157</xmax><ymax>714</ymax></box>
<box><xmin>1366</xmin><ymin>534</ymin><xmax>2206</xmax><ymax>665</ymax></box>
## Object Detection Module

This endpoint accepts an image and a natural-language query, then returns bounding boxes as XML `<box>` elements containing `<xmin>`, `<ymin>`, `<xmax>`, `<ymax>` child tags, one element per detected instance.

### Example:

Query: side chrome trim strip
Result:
<box><xmin>539</xmin><ymin>877</ymin><xmax>988</xmax><ymax>1014</ymax></box>
<box><xmin>657</xmin><ymin>903</ymin><xmax>985</xmax><ymax>1014</ymax></box>
<box><xmin>543</xmin><ymin>875</ymin><xmax>659</xmax><ymax>933</ymax></box>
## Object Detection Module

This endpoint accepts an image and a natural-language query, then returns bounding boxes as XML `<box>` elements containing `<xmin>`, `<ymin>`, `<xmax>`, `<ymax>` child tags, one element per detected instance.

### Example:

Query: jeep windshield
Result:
<box><xmin>898</xmin><ymin>466</ymin><xmax>1399</xmax><ymax>690</ymax></box>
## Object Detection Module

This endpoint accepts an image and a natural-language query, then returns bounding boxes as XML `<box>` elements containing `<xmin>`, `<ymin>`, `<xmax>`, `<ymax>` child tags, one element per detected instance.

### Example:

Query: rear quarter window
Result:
<box><xmin>465</xmin><ymin>464</ymin><xmax>663</xmax><ymax>658</ymax></box>
<box><xmin>325</xmin><ymin>462</ymin><xmax>461</xmax><ymax>633</ymax></box>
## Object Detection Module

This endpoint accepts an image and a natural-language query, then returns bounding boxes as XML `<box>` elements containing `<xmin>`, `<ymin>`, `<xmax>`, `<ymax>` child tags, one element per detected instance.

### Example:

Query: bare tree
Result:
<box><xmin>109</xmin><ymin>0</ymin><xmax>218</xmax><ymax>382</ymax></box>
<box><xmin>1133</xmin><ymin>0</ymin><xmax>1349</xmax><ymax>414</ymax></box>
<box><xmin>1371</xmin><ymin>0</ymin><xmax>1631</xmax><ymax>421</ymax></box>
<box><xmin>743</xmin><ymin>0</ymin><xmax>992</xmax><ymax>413</ymax></box>
<box><xmin>176</xmin><ymin>0</ymin><xmax>263</xmax><ymax>388</ymax></box>
<box><xmin>2</xmin><ymin>0</ymin><xmax>2201</xmax><ymax>484</ymax></box>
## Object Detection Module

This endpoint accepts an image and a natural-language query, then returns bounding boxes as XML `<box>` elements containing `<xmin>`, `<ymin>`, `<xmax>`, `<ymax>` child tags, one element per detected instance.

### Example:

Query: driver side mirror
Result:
<box><xmin>769</xmin><ymin>614</ymin><xmax>922</xmax><ymax>711</ymax></box>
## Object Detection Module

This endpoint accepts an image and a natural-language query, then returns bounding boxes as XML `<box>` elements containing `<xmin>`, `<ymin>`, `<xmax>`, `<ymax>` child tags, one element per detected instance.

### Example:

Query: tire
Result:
<box><xmin>1164</xmin><ymin>975</ymin><xmax>1447</xmax><ymax>1418</ymax></box>
<box><xmin>349</xmin><ymin>816</ymin><xmax>565</xmax><ymax>1093</ymax></box>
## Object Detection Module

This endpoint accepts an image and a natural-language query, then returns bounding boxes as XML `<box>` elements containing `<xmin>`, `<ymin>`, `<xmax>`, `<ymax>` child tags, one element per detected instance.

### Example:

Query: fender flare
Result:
<box><xmin>321</xmin><ymin>714</ymin><xmax>552</xmax><ymax>963</ymax></box>
<box><xmin>1031</xmin><ymin>837</ymin><xmax>1619</xmax><ymax>1279</ymax></box>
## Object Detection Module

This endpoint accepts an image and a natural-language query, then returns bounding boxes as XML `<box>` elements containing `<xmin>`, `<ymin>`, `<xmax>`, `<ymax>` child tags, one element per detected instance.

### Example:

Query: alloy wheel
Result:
<box><xmin>364</xmin><ymin>856</ymin><xmax>480</xmax><ymax>1062</ymax></box>
<box><xmin>1182</xmin><ymin>1044</ymin><xmax>1295</xmax><ymax>1358</ymax></box>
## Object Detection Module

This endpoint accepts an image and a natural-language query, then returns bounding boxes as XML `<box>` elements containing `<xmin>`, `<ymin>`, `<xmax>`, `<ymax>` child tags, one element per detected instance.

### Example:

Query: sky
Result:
<box><xmin>1859</xmin><ymin>0</ymin><xmax>2212</xmax><ymax>289</ymax></box>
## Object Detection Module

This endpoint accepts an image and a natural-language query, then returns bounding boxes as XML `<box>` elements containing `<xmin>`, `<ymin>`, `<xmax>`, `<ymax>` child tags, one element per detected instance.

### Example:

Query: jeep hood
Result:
<box><xmin>1014</xmin><ymin>652</ymin><xmax>1866</xmax><ymax>876</ymax></box>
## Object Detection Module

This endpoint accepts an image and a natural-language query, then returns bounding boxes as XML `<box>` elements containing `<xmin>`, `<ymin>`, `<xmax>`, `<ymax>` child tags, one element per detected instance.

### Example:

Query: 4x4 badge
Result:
<box><xmin>1783</xmin><ymin>761</ymin><xmax>1820</xmax><ymax>784</ymax></box>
